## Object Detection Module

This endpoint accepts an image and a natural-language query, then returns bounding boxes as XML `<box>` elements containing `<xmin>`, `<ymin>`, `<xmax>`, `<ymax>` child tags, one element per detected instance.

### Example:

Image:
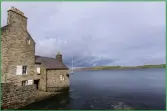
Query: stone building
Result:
<box><xmin>1</xmin><ymin>7</ymin><xmax>69</xmax><ymax>92</ymax></box>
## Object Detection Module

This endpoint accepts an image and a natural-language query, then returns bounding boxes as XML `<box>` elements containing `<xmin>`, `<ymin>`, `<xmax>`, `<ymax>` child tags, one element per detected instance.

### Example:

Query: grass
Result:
<box><xmin>74</xmin><ymin>64</ymin><xmax>166</xmax><ymax>71</ymax></box>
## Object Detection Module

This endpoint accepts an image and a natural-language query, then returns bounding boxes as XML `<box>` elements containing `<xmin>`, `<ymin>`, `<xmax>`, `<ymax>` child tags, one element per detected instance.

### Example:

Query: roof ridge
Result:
<box><xmin>27</xmin><ymin>31</ymin><xmax>36</xmax><ymax>44</ymax></box>
<box><xmin>35</xmin><ymin>55</ymin><xmax>69</xmax><ymax>70</ymax></box>
<box><xmin>1</xmin><ymin>24</ymin><xmax>10</xmax><ymax>31</ymax></box>
<box><xmin>35</xmin><ymin>55</ymin><xmax>56</xmax><ymax>59</ymax></box>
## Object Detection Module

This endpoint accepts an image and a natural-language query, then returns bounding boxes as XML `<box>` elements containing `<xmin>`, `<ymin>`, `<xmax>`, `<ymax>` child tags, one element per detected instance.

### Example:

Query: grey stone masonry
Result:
<box><xmin>2</xmin><ymin>7</ymin><xmax>36</xmax><ymax>85</ymax></box>
<box><xmin>1</xmin><ymin>7</ymin><xmax>69</xmax><ymax>92</ymax></box>
<box><xmin>1</xmin><ymin>83</ymin><xmax>37</xmax><ymax>109</ymax></box>
<box><xmin>46</xmin><ymin>70</ymin><xmax>69</xmax><ymax>92</ymax></box>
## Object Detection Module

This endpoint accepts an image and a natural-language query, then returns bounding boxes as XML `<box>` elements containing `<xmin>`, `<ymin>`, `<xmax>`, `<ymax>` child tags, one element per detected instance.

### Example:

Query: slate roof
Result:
<box><xmin>35</xmin><ymin>56</ymin><xmax>69</xmax><ymax>70</ymax></box>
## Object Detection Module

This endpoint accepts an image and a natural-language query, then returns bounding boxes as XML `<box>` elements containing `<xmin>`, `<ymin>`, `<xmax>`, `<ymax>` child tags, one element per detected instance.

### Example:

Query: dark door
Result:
<box><xmin>34</xmin><ymin>80</ymin><xmax>39</xmax><ymax>89</ymax></box>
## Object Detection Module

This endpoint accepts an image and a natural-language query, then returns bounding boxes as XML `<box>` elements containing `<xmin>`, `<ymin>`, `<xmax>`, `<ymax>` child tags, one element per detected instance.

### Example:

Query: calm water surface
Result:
<box><xmin>20</xmin><ymin>68</ymin><xmax>166</xmax><ymax>110</ymax></box>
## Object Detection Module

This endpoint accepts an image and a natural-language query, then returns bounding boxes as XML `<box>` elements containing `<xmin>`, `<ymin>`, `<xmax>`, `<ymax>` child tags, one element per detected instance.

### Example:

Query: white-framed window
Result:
<box><xmin>28</xmin><ymin>80</ymin><xmax>33</xmax><ymax>85</ymax></box>
<box><xmin>22</xmin><ymin>66</ymin><xmax>27</xmax><ymax>74</ymax></box>
<box><xmin>60</xmin><ymin>75</ymin><xmax>65</xmax><ymax>81</ymax></box>
<box><xmin>27</xmin><ymin>39</ymin><xmax>31</xmax><ymax>45</ymax></box>
<box><xmin>22</xmin><ymin>80</ymin><xmax>33</xmax><ymax>86</ymax></box>
<box><xmin>16</xmin><ymin>65</ymin><xmax>27</xmax><ymax>75</ymax></box>
<box><xmin>37</xmin><ymin>67</ymin><xmax>40</xmax><ymax>74</ymax></box>
<box><xmin>22</xmin><ymin>80</ymin><xmax>28</xmax><ymax>86</ymax></box>
<box><xmin>16</xmin><ymin>66</ymin><xmax>22</xmax><ymax>75</ymax></box>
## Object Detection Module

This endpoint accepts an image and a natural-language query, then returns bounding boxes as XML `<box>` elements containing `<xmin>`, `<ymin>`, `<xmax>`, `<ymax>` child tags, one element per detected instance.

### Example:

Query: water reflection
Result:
<box><xmin>19</xmin><ymin>91</ymin><xmax>70</xmax><ymax>110</ymax></box>
<box><xmin>20</xmin><ymin>68</ymin><xmax>166</xmax><ymax>110</ymax></box>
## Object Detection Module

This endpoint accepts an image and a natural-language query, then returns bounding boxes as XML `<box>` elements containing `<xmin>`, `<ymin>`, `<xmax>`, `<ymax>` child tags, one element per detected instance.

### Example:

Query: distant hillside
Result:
<box><xmin>74</xmin><ymin>64</ymin><xmax>166</xmax><ymax>71</ymax></box>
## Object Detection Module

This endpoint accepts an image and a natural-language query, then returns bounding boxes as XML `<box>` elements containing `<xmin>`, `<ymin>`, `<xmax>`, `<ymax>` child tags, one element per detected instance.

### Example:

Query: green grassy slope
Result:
<box><xmin>74</xmin><ymin>64</ymin><xmax>166</xmax><ymax>71</ymax></box>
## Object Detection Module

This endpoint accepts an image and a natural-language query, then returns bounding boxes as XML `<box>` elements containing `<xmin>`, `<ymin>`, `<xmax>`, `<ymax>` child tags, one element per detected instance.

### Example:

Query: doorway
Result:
<box><xmin>34</xmin><ymin>79</ymin><xmax>39</xmax><ymax>89</ymax></box>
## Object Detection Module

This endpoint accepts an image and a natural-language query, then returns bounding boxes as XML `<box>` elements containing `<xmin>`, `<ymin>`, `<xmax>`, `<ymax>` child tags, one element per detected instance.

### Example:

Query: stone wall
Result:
<box><xmin>1</xmin><ymin>7</ymin><xmax>36</xmax><ymax>85</ymax></box>
<box><xmin>1</xmin><ymin>83</ymin><xmax>37</xmax><ymax>109</ymax></box>
<box><xmin>7</xmin><ymin>7</ymin><xmax>27</xmax><ymax>30</ymax></box>
<box><xmin>46</xmin><ymin>70</ymin><xmax>69</xmax><ymax>92</ymax></box>
<box><xmin>34</xmin><ymin>64</ymin><xmax>47</xmax><ymax>91</ymax></box>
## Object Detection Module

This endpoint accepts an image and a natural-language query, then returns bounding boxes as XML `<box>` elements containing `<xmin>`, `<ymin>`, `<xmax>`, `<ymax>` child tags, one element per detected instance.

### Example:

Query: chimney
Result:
<box><xmin>7</xmin><ymin>6</ymin><xmax>27</xmax><ymax>29</ymax></box>
<box><xmin>56</xmin><ymin>52</ymin><xmax>63</xmax><ymax>62</ymax></box>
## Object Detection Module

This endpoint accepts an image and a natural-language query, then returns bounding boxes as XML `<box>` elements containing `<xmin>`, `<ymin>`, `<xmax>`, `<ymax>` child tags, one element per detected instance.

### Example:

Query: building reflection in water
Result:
<box><xmin>19</xmin><ymin>91</ymin><xmax>71</xmax><ymax>110</ymax></box>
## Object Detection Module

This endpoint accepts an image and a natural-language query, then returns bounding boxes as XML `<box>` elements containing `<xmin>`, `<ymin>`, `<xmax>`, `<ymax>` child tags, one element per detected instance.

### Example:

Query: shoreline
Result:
<box><xmin>74</xmin><ymin>64</ymin><xmax>166</xmax><ymax>71</ymax></box>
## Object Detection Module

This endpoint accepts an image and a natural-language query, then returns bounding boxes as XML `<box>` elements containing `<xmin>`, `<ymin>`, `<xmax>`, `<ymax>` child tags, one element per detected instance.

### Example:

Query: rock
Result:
<box><xmin>112</xmin><ymin>102</ymin><xmax>135</xmax><ymax>110</ymax></box>
<box><xmin>90</xmin><ymin>105</ymin><xmax>94</xmax><ymax>108</ymax></box>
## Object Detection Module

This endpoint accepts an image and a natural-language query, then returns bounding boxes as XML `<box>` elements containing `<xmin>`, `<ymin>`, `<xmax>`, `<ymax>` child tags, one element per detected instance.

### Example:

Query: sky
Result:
<box><xmin>1</xmin><ymin>2</ymin><xmax>166</xmax><ymax>68</ymax></box>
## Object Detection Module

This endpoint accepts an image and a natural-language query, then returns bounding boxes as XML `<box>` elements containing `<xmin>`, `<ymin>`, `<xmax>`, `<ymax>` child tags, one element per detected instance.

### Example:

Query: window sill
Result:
<box><xmin>22</xmin><ymin>74</ymin><xmax>27</xmax><ymax>75</ymax></box>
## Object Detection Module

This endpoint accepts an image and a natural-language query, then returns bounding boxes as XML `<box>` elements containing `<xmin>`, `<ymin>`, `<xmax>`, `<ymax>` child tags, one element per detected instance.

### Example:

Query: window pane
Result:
<box><xmin>22</xmin><ymin>66</ymin><xmax>27</xmax><ymax>74</ymax></box>
<box><xmin>60</xmin><ymin>75</ymin><xmax>64</xmax><ymax>81</ymax></box>
<box><xmin>37</xmin><ymin>67</ymin><xmax>40</xmax><ymax>74</ymax></box>
<box><xmin>27</xmin><ymin>39</ymin><xmax>31</xmax><ymax>45</ymax></box>
<box><xmin>22</xmin><ymin>80</ymin><xmax>28</xmax><ymax>86</ymax></box>
<box><xmin>60</xmin><ymin>75</ymin><xmax>62</xmax><ymax>80</ymax></box>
